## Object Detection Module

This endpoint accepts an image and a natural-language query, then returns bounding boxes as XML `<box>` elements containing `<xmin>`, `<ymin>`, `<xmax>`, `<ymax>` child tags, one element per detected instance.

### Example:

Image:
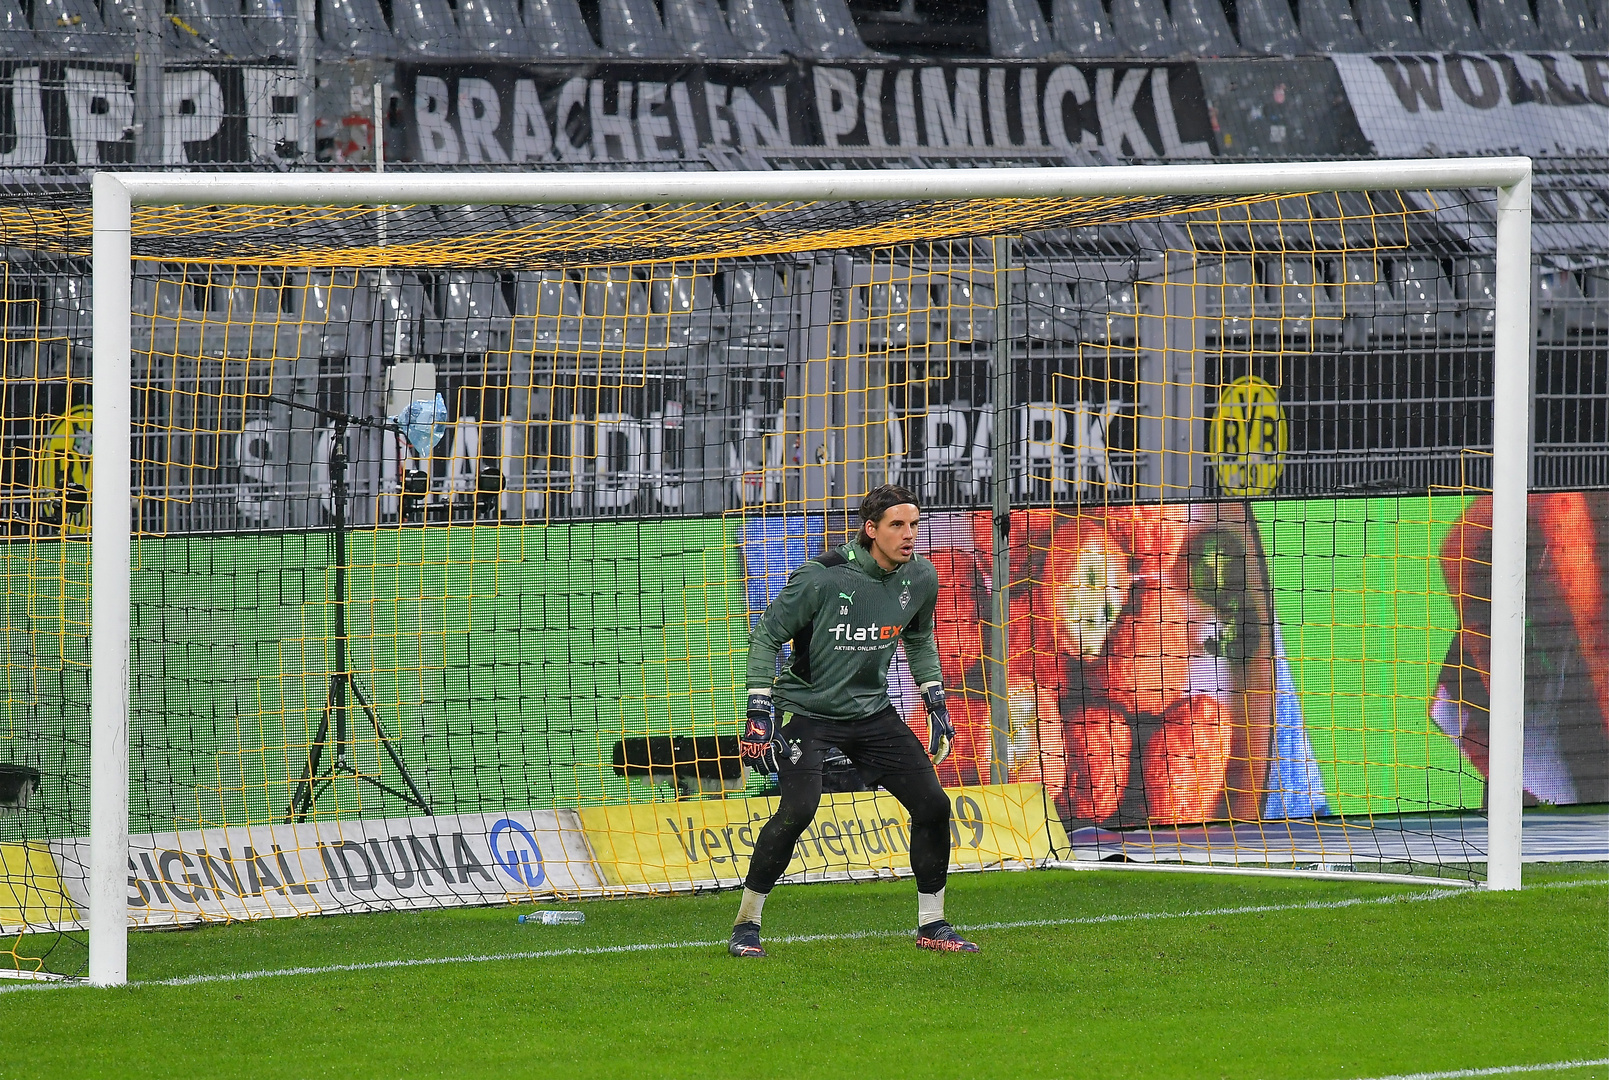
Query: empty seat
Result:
<box><xmin>1237</xmin><ymin>0</ymin><xmax>1306</xmax><ymax>50</ymax></box>
<box><xmin>726</xmin><ymin>0</ymin><xmax>803</xmax><ymax>53</ymax></box>
<box><xmin>172</xmin><ymin>0</ymin><xmax>263</xmax><ymax>57</ymax></box>
<box><xmin>1420</xmin><ymin>0</ymin><xmax>1488</xmax><ymax>49</ymax></box>
<box><xmin>101</xmin><ymin>0</ymin><xmax>199</xmax><ymax>56</ymax></box>
<box><xmin>792</xmin><ymin>0</ymin><xmax>875</xmax><ymax>57</ymax></box>
<box><xmin>930</xmin><ymin>275</ymin><xmax>993</xmax><ymax>343</ymax></box>
<box><xmin>0</xmin><ymin>0</ymin><xmax>40</xmax><ymax>56</ymax></box>
<box><xmin>41</xmin><ymin>274</ymin><xmax>91</xmax><ymax>341</ymax></box>
<box><xmin>458</xmin><ymin>0</ymin><xmax>541</xmax><ymax>59</ymax></box>
<box><xmin>318</xmin><ymin>0</ymin><xmax>395</xmax><ymax>58</ymax></box>
<box><xmin>522</xmin><ymin>0</ymin><xmax>603</xmax><ymax>57</ymax></box>
<box><xmin>435</xmin><ymin>272</ymin><xmax>509</xmax><ymax>354</ymax></box>
<box><xmin>1014</xmin><ymin>280</ymin><xmax>1079</xmax><ymax>342</ymax></box>
<box><xmin>990</xmin><ymin>0</ymin><xmax>1058</xmax><ymax>57</ymax></box>
<box><xmin>30</xmin><ymin>0</ymin><xmax>109</xmax><ymax>57</ymax></box>
<box><xmin>513</xmin><ymin>269</ymin><xmax>582</xmax><ymax>347</ymax></box>
<box><xmin>664</xmin><ymin>0</ymin><xmax>748</xmax><ymax>57</ymax></box>
<box><xmin>391</xmin><ymin>0</ymin><xmax>470</xmax><ymax>58</ymax></box>
<box><xmin>1455</xmin><ymin>258</ymin><xmax>1496</xmax><ymax>335</ymax></box>
<box><xmin>1397</xmin><ymin>258</ymin><xmax>1458</xmax><ymax>337</ymax></box>
<box><xmin>577</xmin><ymin>265</ymin><xmax>636</xmax><ymax>347</ymax></box>
<box><xmin>1478</xmin><ymin>0</ymin><xmax>1543</xmax><ymax>44</ymax></box>
<box><xmin>243</xmin><ymin>0</ymin><xmax>297</xmax><ymax>59</ymax></box>
<box><xmin>1172</xmin><ymin>0</ymin><xmax>1243</xmax><ymax>55</ymax></box>
<box><xmin>650</xmin><ymin>265</ymin><xmax>717</xmax><ymax>346</ymax></box>
<box><xmin>600</xmin><ymin>0</ymin><xmax>680</xmax><ymax>56</ymax></box>
<box><xmin>1353</xmin><ymin>0</ymin><xmax>1427</xmax><ymax>48</ymax></box>
<box><xmin>373</xmin><ymin>273</ymin><xmax>429</xmax><ymax>358</ymax></box>
<box><xmin>1081</xmin><ymin>280</ymin><xmax>1138</xmax><ymax>344</ymax></box>
<box><xmin>1109</xmin><ymin>0</ymin><xmax>1182</xmax><ymax>56</ymax></box>
<box><xmin>727</xmin><ymin>265</ymin><xmax>790</xmax><ymax>339</ymax></box>
<box><xmin>1052</xmin><ymin>0</ymin><xmax>1123</xmax><ymax>54</ymax></box>
<box><xmin>1210</xmin><ymin>259</ymin><xmax>1255</xmax><ymax>311</ymax></box>
<box><xmin>1533</xmin><ymin>0</ymin><xmax>1606</xmax><ymax>46</ymax></box>
<box><xmin>1298</xmin><ymin>0</ymin><xmax>1367</xmax><ymax>51</ymax></box>
<box><xmin>869</xmin><ymin>275</ymin><xmax>925</xmax><ymax>349</ymax></box>
<box><xmin>1258</xmin><ymin>256</ymin><xmax>1319</xmax><ymax>319</ymax></box>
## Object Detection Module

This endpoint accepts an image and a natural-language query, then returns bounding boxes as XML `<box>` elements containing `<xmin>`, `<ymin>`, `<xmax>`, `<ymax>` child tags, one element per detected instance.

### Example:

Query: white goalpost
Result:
<box><xmin>88</xmin><ymin>159</ymin><xmax>1533</xmax><ymax>987</ymax></box>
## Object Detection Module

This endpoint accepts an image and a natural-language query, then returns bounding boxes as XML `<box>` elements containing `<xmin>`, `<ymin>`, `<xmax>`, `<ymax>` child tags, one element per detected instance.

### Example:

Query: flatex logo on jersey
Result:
<box><xmin>828</xmin><ymin>621</ymin><xmax>903</xmax><ymax>644</ymax></box>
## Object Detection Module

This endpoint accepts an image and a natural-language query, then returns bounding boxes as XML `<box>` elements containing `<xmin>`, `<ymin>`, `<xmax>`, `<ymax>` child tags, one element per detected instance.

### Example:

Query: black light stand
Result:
<box><xmin>271</xmin><ymin>396</ymin><xmax>433</xmax><ymax>823</ymax></box>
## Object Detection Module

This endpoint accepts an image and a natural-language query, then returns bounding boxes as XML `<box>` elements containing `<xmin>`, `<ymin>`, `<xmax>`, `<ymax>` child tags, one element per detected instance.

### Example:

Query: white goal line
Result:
<box><xmin>1345</xmin><ymin>1060</ymin><xmax>1609</xmax><ymax>1080</ymax></box>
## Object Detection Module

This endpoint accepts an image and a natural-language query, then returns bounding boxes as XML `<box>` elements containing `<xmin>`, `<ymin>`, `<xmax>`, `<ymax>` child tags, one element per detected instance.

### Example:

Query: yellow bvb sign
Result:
<box><xmin>35</xmin><ymin>404</ymin><xmax>93</xmax><ymax>532</ymax></box>
<box><xmin>1209</xmin><ymin>376</ymin><xmax>1286</xmax><ymax>497</ymax></box>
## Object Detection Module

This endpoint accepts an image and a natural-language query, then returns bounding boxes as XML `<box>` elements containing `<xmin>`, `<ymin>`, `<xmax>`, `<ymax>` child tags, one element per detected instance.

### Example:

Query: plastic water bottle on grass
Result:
<box><xmin>518</xmin><ymin>910</ymin><xmax>585</xmax><ymax>925</ymax></box>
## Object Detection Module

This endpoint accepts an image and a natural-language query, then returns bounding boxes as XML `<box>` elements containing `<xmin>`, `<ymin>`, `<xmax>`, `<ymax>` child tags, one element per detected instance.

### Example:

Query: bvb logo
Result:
<box><xmin>1209</xmin><ymin>376</ymin><xmax>1286</xmax><ymax>497</ymax></box>
<box><xmin>36</xmin><ymin>404</ymin><xmax>93</xmax><ymax>532</ymax></box>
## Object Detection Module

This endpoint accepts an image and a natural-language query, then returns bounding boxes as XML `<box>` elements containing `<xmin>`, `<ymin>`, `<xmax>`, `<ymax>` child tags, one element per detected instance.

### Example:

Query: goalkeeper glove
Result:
<box><xmin>921</xmin><ymin>682</ymin><xmax>953</xmax><ymax>765</ymax></box>
<box><xmin>740</xmin><ymin>690</ymin><xmax>790</xmax><ymax>773</ymax></box>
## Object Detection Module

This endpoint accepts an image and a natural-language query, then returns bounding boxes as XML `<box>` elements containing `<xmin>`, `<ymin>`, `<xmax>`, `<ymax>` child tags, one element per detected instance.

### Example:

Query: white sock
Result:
<box><xmin>918</xmin><ymin>887</ymin><xmax>945</xmax><ymax>928</ymax></box>
<box><xmin>735</xmin><ymin>887</ymin><xmax>768</xmax><ymax>927</ymax></box>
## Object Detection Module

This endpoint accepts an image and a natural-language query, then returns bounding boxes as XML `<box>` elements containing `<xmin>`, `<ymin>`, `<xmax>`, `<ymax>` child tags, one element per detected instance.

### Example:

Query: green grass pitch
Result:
<box><xmin>5</xmin><ymin>864</ymin><xmax>1605</xmax><ymax>1079</ymax></box>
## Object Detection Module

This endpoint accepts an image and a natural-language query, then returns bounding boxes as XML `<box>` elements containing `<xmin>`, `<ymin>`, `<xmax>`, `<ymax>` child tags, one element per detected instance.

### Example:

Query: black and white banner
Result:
<box><xmin>0</xmin><ymin>61</ymin><xmax>305</xmax><ymax>168</ymax></box>
<box><xmin>1332</xmin><ymin>52</ymin><xmax>1609</xmax><ymax>157</ymax></box>
<box><xmin>399</xmin><ymin>59</ymin><xmax>1214</xmax><ymax>163</ymax></box>
<box><xmin>51</xmin><ymin>810</ymin><xmax>602</xmax><ymax>928</ymax></box>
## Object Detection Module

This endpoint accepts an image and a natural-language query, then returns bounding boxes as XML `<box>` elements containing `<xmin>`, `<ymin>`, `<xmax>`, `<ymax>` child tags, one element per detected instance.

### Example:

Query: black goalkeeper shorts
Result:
<box><xmin>775</xmin><ymin>706</ymin><xmax>933</xmax><ymax>788</ymax></box>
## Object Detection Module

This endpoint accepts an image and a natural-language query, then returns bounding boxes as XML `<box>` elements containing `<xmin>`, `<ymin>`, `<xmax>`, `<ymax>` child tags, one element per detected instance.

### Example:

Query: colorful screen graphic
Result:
<box><xmin>1434</xmin><ymin>492</ymin><xmax>1609</xmax><ymax>806</ymax></box>
<box><xmin>740</xmin><ymin>493</ymin><xmax>1609</xmax><ymax>831</ymax></box>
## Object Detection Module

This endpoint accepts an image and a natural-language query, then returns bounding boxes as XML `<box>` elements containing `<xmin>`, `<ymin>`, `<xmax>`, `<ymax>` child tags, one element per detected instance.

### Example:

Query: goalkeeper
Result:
<box><xmin>730</xmin><ymin>485</ymin><xmax>976</xmax><ymax>958</ymax></box>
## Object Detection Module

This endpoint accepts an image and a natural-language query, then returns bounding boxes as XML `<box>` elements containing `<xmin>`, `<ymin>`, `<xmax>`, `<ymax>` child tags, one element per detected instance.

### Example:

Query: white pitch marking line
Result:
<box><xmin>4</xmin><ymin>876</ymin><xmax>1603</xmax><ymax>995</ymax></box>
<box><xmin>1342</xmin><ymin>1058</ymin><xmax>1609</xmax><ymax>1080</ymax></box>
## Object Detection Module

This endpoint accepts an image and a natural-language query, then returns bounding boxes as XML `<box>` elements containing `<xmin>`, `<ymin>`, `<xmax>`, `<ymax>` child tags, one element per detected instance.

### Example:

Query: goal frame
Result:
<box><xmin>89</xmin><ymin>159</ymin><xmax>1534</xmax><ymax>986</ymax></box>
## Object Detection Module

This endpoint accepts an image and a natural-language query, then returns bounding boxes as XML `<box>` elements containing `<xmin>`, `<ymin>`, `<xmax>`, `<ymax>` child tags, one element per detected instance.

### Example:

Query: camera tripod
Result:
<box><xmin>275</xmin><ymin>398</ymin><xmax>433</xmax><ymax>823</ymax></box>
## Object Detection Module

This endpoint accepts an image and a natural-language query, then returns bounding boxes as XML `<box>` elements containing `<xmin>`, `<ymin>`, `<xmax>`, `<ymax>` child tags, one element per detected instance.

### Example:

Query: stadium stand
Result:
<box><xmin>600</xmin><ymin>0</ymin><xmax>682</xmax><ymax>56</ymax></box>
<box><xmin>1108</xmin><ymin>0</ymin><xmax>1183</xmax><ymax>55</ymax></box>
<box><xmin>792</xmin><ymin>0</ymin><xmax>876</xmax><ymax>56</ymax></box>
<box><xmin>1420</xmin><ymin>0</ymin><xmax>1490</xmax><ymax>48</ymax></box>
<box><xmin>1236</xmin><ymin>0</ymin><xmax>1307</xmax><ymax>52</ymax></box>
<box><xmin>1051</xmin><ymin>0</ymin><xmax>1123</xmax><ymax>54</ymax></box>
<box><xmin>392</xmin><ymin>0</ymin><xmax>472</xmax><ymax>59</ymax></box>
<box><xmin>1535</xmin><ymin>0</ymin><xmax>1606</xmax><ymax>46</ymax></box>
<box><xmin>1353</xmin><ymin>0</ymin><xmax>1430</xmax><ymax>47</ymax></box>
<box><xmin>1297</xmin><ymin>0</ymin><xmax>1368</xmax><ymax>51</ymax></box>
<box><xmin>988</xmin><ymin>0</ymin><xmax>1057</xmax><ymax>57</ymax></box>
<box><xmin>457</xmin><ymin>0</ymin><xmax>543</xmax><ymax>61</ymax></box>
<box><xmin>727</xmin><ymin>0</ymin><xmax>803</xmax><ymax>53</ymax></box>
<box><xmin>524</xmin><ymin>0</ymin><xmax>605</xmax><ymax>55</ymax></box>
<box><xmin>6</xmin><ymin>0</ymin><xmax>1601</xmax><ymax>62</ymax></box>
<box><xmin>172</xmin><ymin>0</ymin><xmax>261</xmax><ymax>58</ymax></box>
<box><xmin>0</xmin><ymin>0</ymin><xmax>38</xmax><ymax>56</ymax></box>
<box><xmin>664</xmin><ymin>0</ymin><xmax>750</xmax><ymax>57</ymax></box>
<box><xmin>316</xmin><ymin>0</ymin><xmax>391</xmax><ymax>57</ymax></box>
<box><xmin>1171</xmin><ymin>0</ymin><xmax>1245</xmax><ymax>56</ymax></box>
<box><xmin>31</xmin><ymin>0</ymin><xmax>106</xmax><ymax>56</ymax></box>
<box><xmin>1478</xmin><ymin>0</ymin><xmax>1545</xmax><ymax>45</ymax></box>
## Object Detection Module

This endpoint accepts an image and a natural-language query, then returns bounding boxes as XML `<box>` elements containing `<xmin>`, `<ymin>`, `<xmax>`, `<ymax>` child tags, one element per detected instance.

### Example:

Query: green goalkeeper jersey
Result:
<box><xmin>746</xmin><ymin>542</ymin><xmax>943</xmax><ymax>721</ymax></box>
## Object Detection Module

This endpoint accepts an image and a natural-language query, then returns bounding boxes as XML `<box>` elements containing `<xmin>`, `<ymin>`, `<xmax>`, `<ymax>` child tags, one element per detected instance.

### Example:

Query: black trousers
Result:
<box><xmin>742</xmin><ymin>706</ymin><xmax>952</xmax><ymax>896</ymax></box>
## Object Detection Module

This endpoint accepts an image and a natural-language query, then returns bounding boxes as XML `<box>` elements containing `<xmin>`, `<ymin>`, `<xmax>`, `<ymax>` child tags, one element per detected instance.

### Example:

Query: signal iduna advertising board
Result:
<box><xmin>48</xmin><ymin>810</ymin><xmax>603</xmax><ymax>930</ymax></box>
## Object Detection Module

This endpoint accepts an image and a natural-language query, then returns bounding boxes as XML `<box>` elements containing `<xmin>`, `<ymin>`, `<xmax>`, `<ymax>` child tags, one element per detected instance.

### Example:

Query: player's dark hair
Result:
<box><xmin>856</xmin><ymin>485</ymin><xmax>920</xmax><ymax>547</ymax></box>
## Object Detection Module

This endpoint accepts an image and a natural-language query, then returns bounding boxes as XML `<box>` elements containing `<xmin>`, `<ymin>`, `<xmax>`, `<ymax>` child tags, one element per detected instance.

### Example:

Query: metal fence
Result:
<box><xmin>1</xmin><ymin>166</ymin><xmax>1606</xmax><ymax>535</ymax></box>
